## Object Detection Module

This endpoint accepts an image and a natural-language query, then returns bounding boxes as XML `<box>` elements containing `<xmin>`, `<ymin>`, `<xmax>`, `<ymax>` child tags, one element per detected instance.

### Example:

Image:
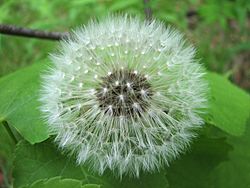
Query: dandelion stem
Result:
<box><xmin>2</xmin><ymin>121</ymin><xmax>18</xmax><ymax>144</ymax></box>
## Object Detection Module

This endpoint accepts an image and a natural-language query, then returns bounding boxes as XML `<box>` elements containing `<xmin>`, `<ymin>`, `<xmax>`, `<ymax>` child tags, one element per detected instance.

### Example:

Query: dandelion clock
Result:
<box><xmin>40</xmin><ymin>15</ymin><xmax>208</xmax><ymax>177</ymax></box>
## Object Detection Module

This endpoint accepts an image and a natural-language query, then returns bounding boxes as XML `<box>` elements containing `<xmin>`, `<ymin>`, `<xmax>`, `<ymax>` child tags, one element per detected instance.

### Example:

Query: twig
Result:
<box><xmin>2</xmin><ymin>121</ymin><xmax>18</xmax><ymax>144</ymax></box>
<box><xmin>143</xmin><ymin>0</ymin><xmax>153</xmax><ymax>21</ymax></box>
<box><xmin>1</xmin><ymin>2</ymin><xmax>153</xmax><ymax>41</ymax></box>
<box><xmin>0</xmin><ymin>24</ymin><xmax>69</xmax><ymax>40</ymax></box>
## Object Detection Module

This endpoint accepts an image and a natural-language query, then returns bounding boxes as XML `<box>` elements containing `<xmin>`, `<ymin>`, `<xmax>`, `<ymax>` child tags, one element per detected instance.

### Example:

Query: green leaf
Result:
<box><xmin>13</xmin><ymin>140</ymin><xmax>105</xmax><ymax>188</ymax></box>
<box><xmin>22</xmin><ymin>177</ymin><xmax>101</xmax><ymax>188</ymax></box>
<box><xmin>166</xmin><ymin>127</ymin><xmax>232</xmax><ymax>188</ymax></box>
<box><xmin>13</xmin><ymin>139</ymin><xmax>169</xmax><ymax>188</ymax></box>
<box><xmin>0</xmin><ymin>123</ymin><xmax>15</xmax><ymax>162</ymax></box>
<box><xmin>207</xmin><ymin>72</ymin><xmax>250</xmax><ymax>136</ymax></box>
<box><xmin>0</xmin><ymin>123</ymin><xmax>15</xmax><ymax>188</ymax></box>
<box><xmin>82</xmin><ymin>184</ymin><xmax>101</xmax><ymax>188</ymax></box>
<box><xmin>0</xmin><ymin>62</ymin><xmax>50</xmax><ymax>144</ymax></box>
<box><xmin>119</xmin><ymin>172</ymin><xmax>169</xmax><ymax>188</ymax></box>
<box><xmin>167</xmin><ymin>123</ymin><xmax>250</xmax><ymax>187</ymax></box>
<box><xmin>209</xmin><ymin>120</ymin><xmax>250</xmax><ymax>187</ymax></box>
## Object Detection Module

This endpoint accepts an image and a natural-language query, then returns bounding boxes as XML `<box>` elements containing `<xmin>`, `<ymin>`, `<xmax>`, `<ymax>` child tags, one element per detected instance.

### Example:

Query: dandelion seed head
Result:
<box><xmin>40</xmin><ymin>15</ymin><xmax>208</xmax><ymax>178</ymax></box>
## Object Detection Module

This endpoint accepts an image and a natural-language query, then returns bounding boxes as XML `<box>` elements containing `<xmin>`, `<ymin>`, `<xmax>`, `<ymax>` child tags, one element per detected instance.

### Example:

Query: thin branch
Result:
<box><xmin>2</xmin><ymin>121</ymin><xmax>18</xmax><ymax>144</ymax></box>
<box><xmin>143</xmin><ymin>0</ymin><xmax>153</xmax><ymax>21</ymax></box>
<box><xmin>1</xmin><ymin>2</ymin><xmax>152</xmax><ymax>41</ymax></box>
<box><xmin>0</xmin><ymin>24</ymin><xmax>69</xmax><ymax>40</ymax></box>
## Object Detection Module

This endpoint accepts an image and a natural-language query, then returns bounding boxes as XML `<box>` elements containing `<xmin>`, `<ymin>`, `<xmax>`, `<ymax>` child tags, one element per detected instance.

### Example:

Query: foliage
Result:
<box><xmin>0</xmin><ymin>0</ymin><xmax>249</xmax><ymax>79</ymax></box>
<box><xmin>0</xmin><ymin>62</ymin><xmax>49</xmax><ymax>144</ymax></box>
<box><xmin>209</xmin><ymin>119</ymin><xmax>250</xmax><ymax>188</ymax></box>
<box><xmin>13</xmin><ymin>139</ymin><xmax>168</xmax><ymax>188</ymax></box>
<box><xmin>0</xmin><ymin>60</ymin><xmax>248</xmax><ymax>187</ymax></box>
<box><xmin>166</xmin><ymin>129</ymin><xmax>232</xmax><ymax>188</ymax></box>
<box><xmin>21</xmin><ymin>177</ymin><xmax>101</xmax><ymax>188</ymax></box>
<box><xmin>0</xmin><ymin>124</ymin><xmax>15</xmax><ymax>187</ymax></box>
<box><xmin>207</xmin><ymin>72</ymin><xmax>250</xmax><ymax>136</ymax></box>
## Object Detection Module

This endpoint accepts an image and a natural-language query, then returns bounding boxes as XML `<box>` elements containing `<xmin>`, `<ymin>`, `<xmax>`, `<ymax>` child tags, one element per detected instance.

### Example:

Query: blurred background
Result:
<box><xmin>0</xmin><ymin>0</ymin><xmax>249</xmax><ymax>88</ymax></box>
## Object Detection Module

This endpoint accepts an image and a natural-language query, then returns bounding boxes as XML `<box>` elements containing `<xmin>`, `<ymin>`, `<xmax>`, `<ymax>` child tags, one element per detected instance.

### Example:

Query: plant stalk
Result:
<box><xmin>2</xmin><ymin>121</ymin><xmax>18</xmax><ymax>144</ymax></box>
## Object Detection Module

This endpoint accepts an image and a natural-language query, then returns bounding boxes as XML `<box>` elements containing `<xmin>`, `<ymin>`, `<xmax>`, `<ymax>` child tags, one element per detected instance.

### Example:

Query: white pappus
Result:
<box><xmin>40</xmin><ymin>15</ymin><xmax>208</xmax><ymax>178</ymax></box>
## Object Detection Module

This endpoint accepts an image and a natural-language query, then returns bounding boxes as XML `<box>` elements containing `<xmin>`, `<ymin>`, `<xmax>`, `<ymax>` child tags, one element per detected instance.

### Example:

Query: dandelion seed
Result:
<box><xmin>119</xmin><ymin>94</ymin><xmax>124</xmax><ymax>101</ymax></box>
<box><xmin>126</xmin><ymin>82</ymin><xmax>131</xmax><ymax>88</ymax></box>
<box><xmin>75</xmin><ymin>66</ymin><xmax>81</xmax><ymax>71</ymax></box>
<box><xmin>157</xmin><ymin>71</ymin><xmax>162</xmax><ymax>76</ymax></box>
<box><xmin>103</xmin><ymin>87</ymin><xmax>108</xmax><ymax>93</ymax></box>
<box><xmin>40</xmin><ymin>15</ymin><xmax>208</xmax><ymax>178</ymax></box>
<box><xmin>78</xmin><ymin>83</ymin><xmax>83</xmax><ymax>88</ymax></box>
<box><xmin>69</xmin><ymin>76</ymin><xmax>75</xmax><ymax>82</ymax></box>
<box><xmin>140</xmin><ymin>89</ymin><xmax>146</xmax><ymax>95</ymax></box>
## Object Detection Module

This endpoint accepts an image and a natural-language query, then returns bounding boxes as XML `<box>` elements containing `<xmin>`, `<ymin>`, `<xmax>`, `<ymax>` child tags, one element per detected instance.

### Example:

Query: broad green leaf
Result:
<box><xmin>0</xmin><ymin>62</ymin><xmax>50</xmax><ymax>144</ymax></box>
<box><xmin>166</xmin><ymin>123</ymin><xmax>250</xmax><ymax>187</ymax></box>
<box><xmin>119</xmin><ymin>172</ymin><xmax>169</xmax><ymax>188</ymax></box>
<box><xmin>166</xmin><ymin>127</ymin><xmax>232</xmax><ymax>188</ymax></box>
<box><xmin>22</xmin><ymin>177</ymin><xmax>100</xmax><ymax>188</ymax></box>
<box><xmin>207</xmin><ymin>72</ymin><xmax>250</xmax><ymax>136</ymax></box>
<box><xmin>13</xmin><ymin>139</ymin><xmax>169</xmax><ymax>188</ymax></box>
<box><xmin>209</xmin><ymin>120</ymin><xmax>250</xmax><ymax>187</ymax></box>
<box><xmin>13</xmin><ymin>140</ymin><xmax>108</xmax><ymax>188</ymax></box>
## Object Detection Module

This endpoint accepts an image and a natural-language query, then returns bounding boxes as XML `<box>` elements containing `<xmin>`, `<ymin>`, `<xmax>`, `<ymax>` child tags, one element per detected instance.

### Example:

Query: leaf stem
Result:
<box><xmin>2</xmin><ymin>121</ymin><xmax>18</xmax><ymax>144</ymax></box>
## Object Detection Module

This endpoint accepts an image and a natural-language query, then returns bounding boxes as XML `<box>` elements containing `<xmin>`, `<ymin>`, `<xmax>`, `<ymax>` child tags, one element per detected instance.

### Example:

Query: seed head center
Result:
<box><xmin>96</xmin><ymin>69</ymin><xmax>153</xmax><ymax>116</ymax></box>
